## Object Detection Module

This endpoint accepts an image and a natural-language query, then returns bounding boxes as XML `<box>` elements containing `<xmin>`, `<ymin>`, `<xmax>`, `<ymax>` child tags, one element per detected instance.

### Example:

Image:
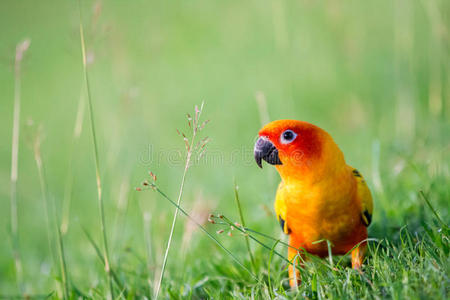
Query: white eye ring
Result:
<box><xmin>280</xmin><ymin>130</ymin><xmax>297</xmax><ymax>144</ymax></box>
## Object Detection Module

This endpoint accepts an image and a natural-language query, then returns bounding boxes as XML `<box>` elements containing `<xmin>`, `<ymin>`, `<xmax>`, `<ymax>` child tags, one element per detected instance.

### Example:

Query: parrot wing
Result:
<box><xmin>275</xmin><ymin>181</ymin><xmax>291</xmax><ymax>234</ymax></box>
<box><xmin>352</xmin><ymin>168</ymin><xmax>373</xmax><ymax>227</ymax></box>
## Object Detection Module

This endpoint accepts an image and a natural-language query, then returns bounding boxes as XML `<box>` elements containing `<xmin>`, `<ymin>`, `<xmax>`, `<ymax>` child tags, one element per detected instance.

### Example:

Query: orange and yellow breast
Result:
<box><xmin>278</xmin><ymin>173</ymin><xmax>367</xmax><ymax>255</ymax></box>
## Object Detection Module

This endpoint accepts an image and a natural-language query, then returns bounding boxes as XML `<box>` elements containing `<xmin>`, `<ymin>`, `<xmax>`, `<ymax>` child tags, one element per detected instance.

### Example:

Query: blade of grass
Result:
<box><xmin>55</xmin><ymin>218</ymin><xmax>69</xmax><ymax>299</ymax></box>
<box><xmin>311</xmin><ymin>273</ymin><xmax>318</xmax><ymax>299</ymax></box>
<box><xmin>136</xmin><ymin>190</ymin><xmax>155</xmax><ymax>297</ymax></box>
<box><xmin>216</xmin><ymin>215</ymin><xmax>344</xmax><ymax>273</ymax></box>
<box><xmin>154</xmin><ymin>143</ymin><xmax>193</xmax><ymax>298</ymax></box>
<box><xmin>241</xmin><ymin>227</ymin><xmax>293</xmax><ymax>249</ymax></box>
<box><xmin>144</xmin><ymin>185</ymin><xmax>258</xmax><ymax>281</ymax></box>
<box><xmin>9</xmin><ymin>38</ymin><xmax>30</xmax><ymax>295</ymax></box>
<box><xmin>267</xmin><ymin>239</ymin><xmax>280</xmax><ymax>299</ymax></box>
<box><xmin>32</xmin><ymin>130</ymin><xmax>69</xmax><ymax>299</ymax></box>
<box><xmin>82</xmin><ymin>228</ymin><xmax>127</xmax><ymax>297</ymax></box>
<box><xmin>292</xmin><ymin>253</ymin><xmax>299</xmax><ymax>291</ymax></box>
<box><xmin>233</xmin><ymin>180</ymin><xmax>257</xmax><ymax>273</ymax></box>
<box><xmin>212</xmin><ymin>218</ymin><xmax>305</xmax><ymax>262</ymax></box>
<box><xmin>419</xmin><ymin>190</ymin><xmax>449</xmax><ymax>230</ymax></box>
<box><xmin>335</xmin><ymin>238</ymin><xmax>378</xmax><ymax>268</ymax></box>
<box><xmin>326</xmin><ymin>240</ymin><xmax>333</xmax><ymax>266</ymax></box>
<box><xmin>241</xmin><ymin>224</ymin><xmax>375</xmax><ymax>270</ymax></box>
<box><xmin>61</xmin><ymin>82</ymin><xmax>85</xmax><ymax>235</ymax></box>
<box><xmin>154</xmin><ymin>103</ymin><xmax>204</xmax><ymax>299</ymax></box>
<box><xmin>218</xmin><ymin>215</ymin><xmax>291</xmax><ymax>264</ymax></box>
<box><xmin>78</xmin><ymin>1</ymin><xmax>113</xmax><ymax>298</ymax></box>
<box><xmin>143</xmin><ymin>211</ymin><xmax>153</xmax><ymax>297</ymax></box>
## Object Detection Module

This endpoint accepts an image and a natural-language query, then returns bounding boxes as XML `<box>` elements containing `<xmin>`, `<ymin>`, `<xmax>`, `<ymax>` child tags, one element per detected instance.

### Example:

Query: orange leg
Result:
<box><xmin>288</xmin><ymin>236</ymin><xmax>304</xmax><ymax>288</ymax></box>
<box><xmin>351</xmin><ymin>242</ymin><xmax>367</xmax><ymax>270</ymax></box>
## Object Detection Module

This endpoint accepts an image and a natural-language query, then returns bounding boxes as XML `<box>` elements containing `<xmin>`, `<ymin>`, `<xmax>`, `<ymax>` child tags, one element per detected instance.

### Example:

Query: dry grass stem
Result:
<box><xmin>9</xmin><ymin>38</ymin><xmax>30</xmax><ymax>295</ymax></box>
<box><xmin>154</xmin><ymin>102</ymin><xmax>208</xmax><ymax>299</ymax></box>
<box><xmin>61</xmin><ymin>83</ymin><xmax>86</xmax><ymax>235</ymax></box>
<box><xmin>31</xmin><ymin>125</ymin><xmax>69</xmax><ymax>299</ymax></box>
<box><xmin>78</xmin><ymin>1</ymin><xmax>114</xmax><ymax>298</ymax></box>
<box><xmin>233</xmin><ymin>181</ymin><xmax>257</xmax><ymax>273</ymax></box>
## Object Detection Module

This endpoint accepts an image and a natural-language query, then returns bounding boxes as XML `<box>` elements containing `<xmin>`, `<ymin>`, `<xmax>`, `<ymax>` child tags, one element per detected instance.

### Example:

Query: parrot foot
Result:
<box><xmin>288</xmin><ymin>246</ymin><xmax>304</xmax><ymax>288</ymax></box>
<box><xmin>351</xmin><ymin>243</ymin><xmax>367</xmax><ymax>270</ymax></box>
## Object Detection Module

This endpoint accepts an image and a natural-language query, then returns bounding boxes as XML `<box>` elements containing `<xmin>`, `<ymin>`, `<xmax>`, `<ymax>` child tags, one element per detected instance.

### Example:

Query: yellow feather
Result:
<box><xmin>351</xmin><ymin>167</ymin><xmax>373</xmax><ymax>226</ymax></box>
<box><xmin>274</xmin><ymin>181</ymin><xmax>290</xmax><ymax>234</ymax></box>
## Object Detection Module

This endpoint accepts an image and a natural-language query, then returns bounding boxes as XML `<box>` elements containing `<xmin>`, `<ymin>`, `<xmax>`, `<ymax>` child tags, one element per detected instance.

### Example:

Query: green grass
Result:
<box><xmin>0</xmin><ymin>0</ymin><xmax>449</xmax><ymax>299</ymax></box>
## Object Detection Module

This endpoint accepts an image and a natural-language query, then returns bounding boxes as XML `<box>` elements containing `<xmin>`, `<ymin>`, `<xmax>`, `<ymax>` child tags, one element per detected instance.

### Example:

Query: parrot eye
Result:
<box><xmin>280</xmin><ymin>130</ymin><xmax>297</xmax><ymax>144</ymax></box>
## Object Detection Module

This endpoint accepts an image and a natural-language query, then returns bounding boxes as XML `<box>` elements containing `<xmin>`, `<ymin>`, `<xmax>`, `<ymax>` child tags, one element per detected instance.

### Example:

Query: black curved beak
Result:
<box><xmin>254</xmin><ymin>136</ymin><xmax>282</xmax><ymax>168</ymax></box>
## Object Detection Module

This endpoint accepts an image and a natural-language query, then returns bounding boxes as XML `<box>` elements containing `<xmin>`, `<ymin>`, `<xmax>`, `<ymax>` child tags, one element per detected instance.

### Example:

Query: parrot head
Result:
<box><xmin>254</xmin><ymin>119</ymin><xmax>345</xmax><ymax>181</ymax></box>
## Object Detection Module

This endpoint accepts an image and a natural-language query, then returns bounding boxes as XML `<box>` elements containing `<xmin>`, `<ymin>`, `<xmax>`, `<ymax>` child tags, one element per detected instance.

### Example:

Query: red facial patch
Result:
<box><xmin>259</xmin><ymin>120</ymin><xmax>323</xmax><ymax>165</ymax></box>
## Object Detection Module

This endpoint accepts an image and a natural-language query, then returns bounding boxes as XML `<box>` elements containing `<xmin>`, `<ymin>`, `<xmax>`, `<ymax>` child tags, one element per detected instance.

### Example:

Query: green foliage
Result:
<box><xmin>0</xmin><ymin>0</ymin><xmax>448</xmax><ymax>299</ymax></box>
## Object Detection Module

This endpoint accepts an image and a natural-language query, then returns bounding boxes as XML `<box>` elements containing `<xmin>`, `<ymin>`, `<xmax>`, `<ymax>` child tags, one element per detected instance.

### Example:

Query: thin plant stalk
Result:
<box><xmin>143</xmin><ymin>212</ymin><xmax>153</xmax><ymax>297</ymax></box>
<box><xmin>78</xmin><ymin>1</ymin><xmax>114</xmax><ymax>298</ymax></box>
<box><xmin>112</xmin><ymin>177</ymin><xmax>130</xmax><ymax>252</ymax></box>
<box><xmin>419</xmin><ymin>191</ymin><xmax>448</xmax><ymax>229</ymax></box>
<box><xmin>33</xmin><ymin>133</ymin><xmax>69</xmax><ymax>299</ymax></box>
<box><xmin>219</xmin><ymin>215</ymin><xmax>290</xmax><ymax>265</ymax></box>
<box><xmin>55</xmin><ymin>214</ymin><xmax>69</xmax><ymax>299</ymax></box>
<box><xmin>233</xmin><ymin>180</ymin><xmax>257</xmax><ymax>273</ymax></box>
<box><xmin>82</xmin><ymin>228</ymin><xmax>127</xmax><ymax>297</ymax></box>
<box><xmin>33</xmin><ymin>136</ymin><xmax>55</xmax><ymax>269</ymax></box>
<box><xmin>61</xmin><ymin>83</ymin><xmax>85</xmax><ymax>235</ymax></box>
<box><xmin>154</xmin><ymin>106</ymin><xmax>203</xmax><ymax>298</ymax></box>
<box><xmin>213</xmin><ymin>216</ymin><xmax>297</xmax><ymax>256</ymax></box>
<box><xmin>144</xmin><ymin>184</ymin><xmax>257</xmax><ymax>281</ymax></box>
<box><xmin>9</xmin><ymin>38</ymin><xmax>30</xmax><ymax>295</ymax></box>
<box><xmin>218</xmin><ymin>214</ymin><xmax>379</xmax><ymax>269</ymax></box>
<box><xmin>267</xmin><ymin>239</ymin><xmax>280</xmax><ymax>298</ymax></box>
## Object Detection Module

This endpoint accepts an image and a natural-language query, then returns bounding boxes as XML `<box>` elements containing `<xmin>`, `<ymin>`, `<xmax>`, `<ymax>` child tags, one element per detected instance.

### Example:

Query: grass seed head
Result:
<box><xmin>198</xmin><ymin>148</ymin><xmax>207</xmax><ymax>159</ymax></box>
<box><xmin>184</xmin><ymin>137</ymin><xmax>190</xmax><ymax>151</ymax></box>
<box><xmin>200</xmin><ymin>137</ymin><xmax>209</xmax><ymax>149</ymax></box>
<box><xmin>187</xmin><ymin>113</ymin><xmax>192</xmax><ymax>128</ymax></box>
<box><xmin>199</xmin><ymin>120</ymin><xmax>209</xmax><ymax>130</ymax></box>
<box><xmin>15</xmin><ymin>39</ymin><xmax>31</xmax><ymax>62</ymax></box>
<box><xmin>195</xmin><ymin>105</ymin><xmax>199</xmax><ymax>118</ymax></box>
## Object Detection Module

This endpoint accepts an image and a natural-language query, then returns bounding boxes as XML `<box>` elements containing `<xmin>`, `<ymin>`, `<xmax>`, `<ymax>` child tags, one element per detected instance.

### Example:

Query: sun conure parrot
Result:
<box><xmin>254</xmin><ymin>119</ymin><xmax>373</xmax><ymax>287</ymax></box>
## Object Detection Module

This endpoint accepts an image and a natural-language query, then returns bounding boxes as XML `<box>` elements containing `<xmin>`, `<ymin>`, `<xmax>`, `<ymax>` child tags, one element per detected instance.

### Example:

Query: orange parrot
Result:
<box><xmin>254</xmin><ymin>119</ymin><xmax>373</xmax><ymax>286</ymax></box>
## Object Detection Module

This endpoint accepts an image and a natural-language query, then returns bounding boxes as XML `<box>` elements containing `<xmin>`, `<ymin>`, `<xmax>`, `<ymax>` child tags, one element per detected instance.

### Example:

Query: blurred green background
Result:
<box><xmin>0</xmin><ymin>0</ymin><xmax>449</xmax><ymax>297</ymax></box>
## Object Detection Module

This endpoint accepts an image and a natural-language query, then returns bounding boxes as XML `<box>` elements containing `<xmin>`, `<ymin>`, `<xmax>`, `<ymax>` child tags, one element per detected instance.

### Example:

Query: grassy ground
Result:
<box><xmin>0</xmin><ymin>0</ymin><xmax>449</xmax><ymax>299</ymax></box>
